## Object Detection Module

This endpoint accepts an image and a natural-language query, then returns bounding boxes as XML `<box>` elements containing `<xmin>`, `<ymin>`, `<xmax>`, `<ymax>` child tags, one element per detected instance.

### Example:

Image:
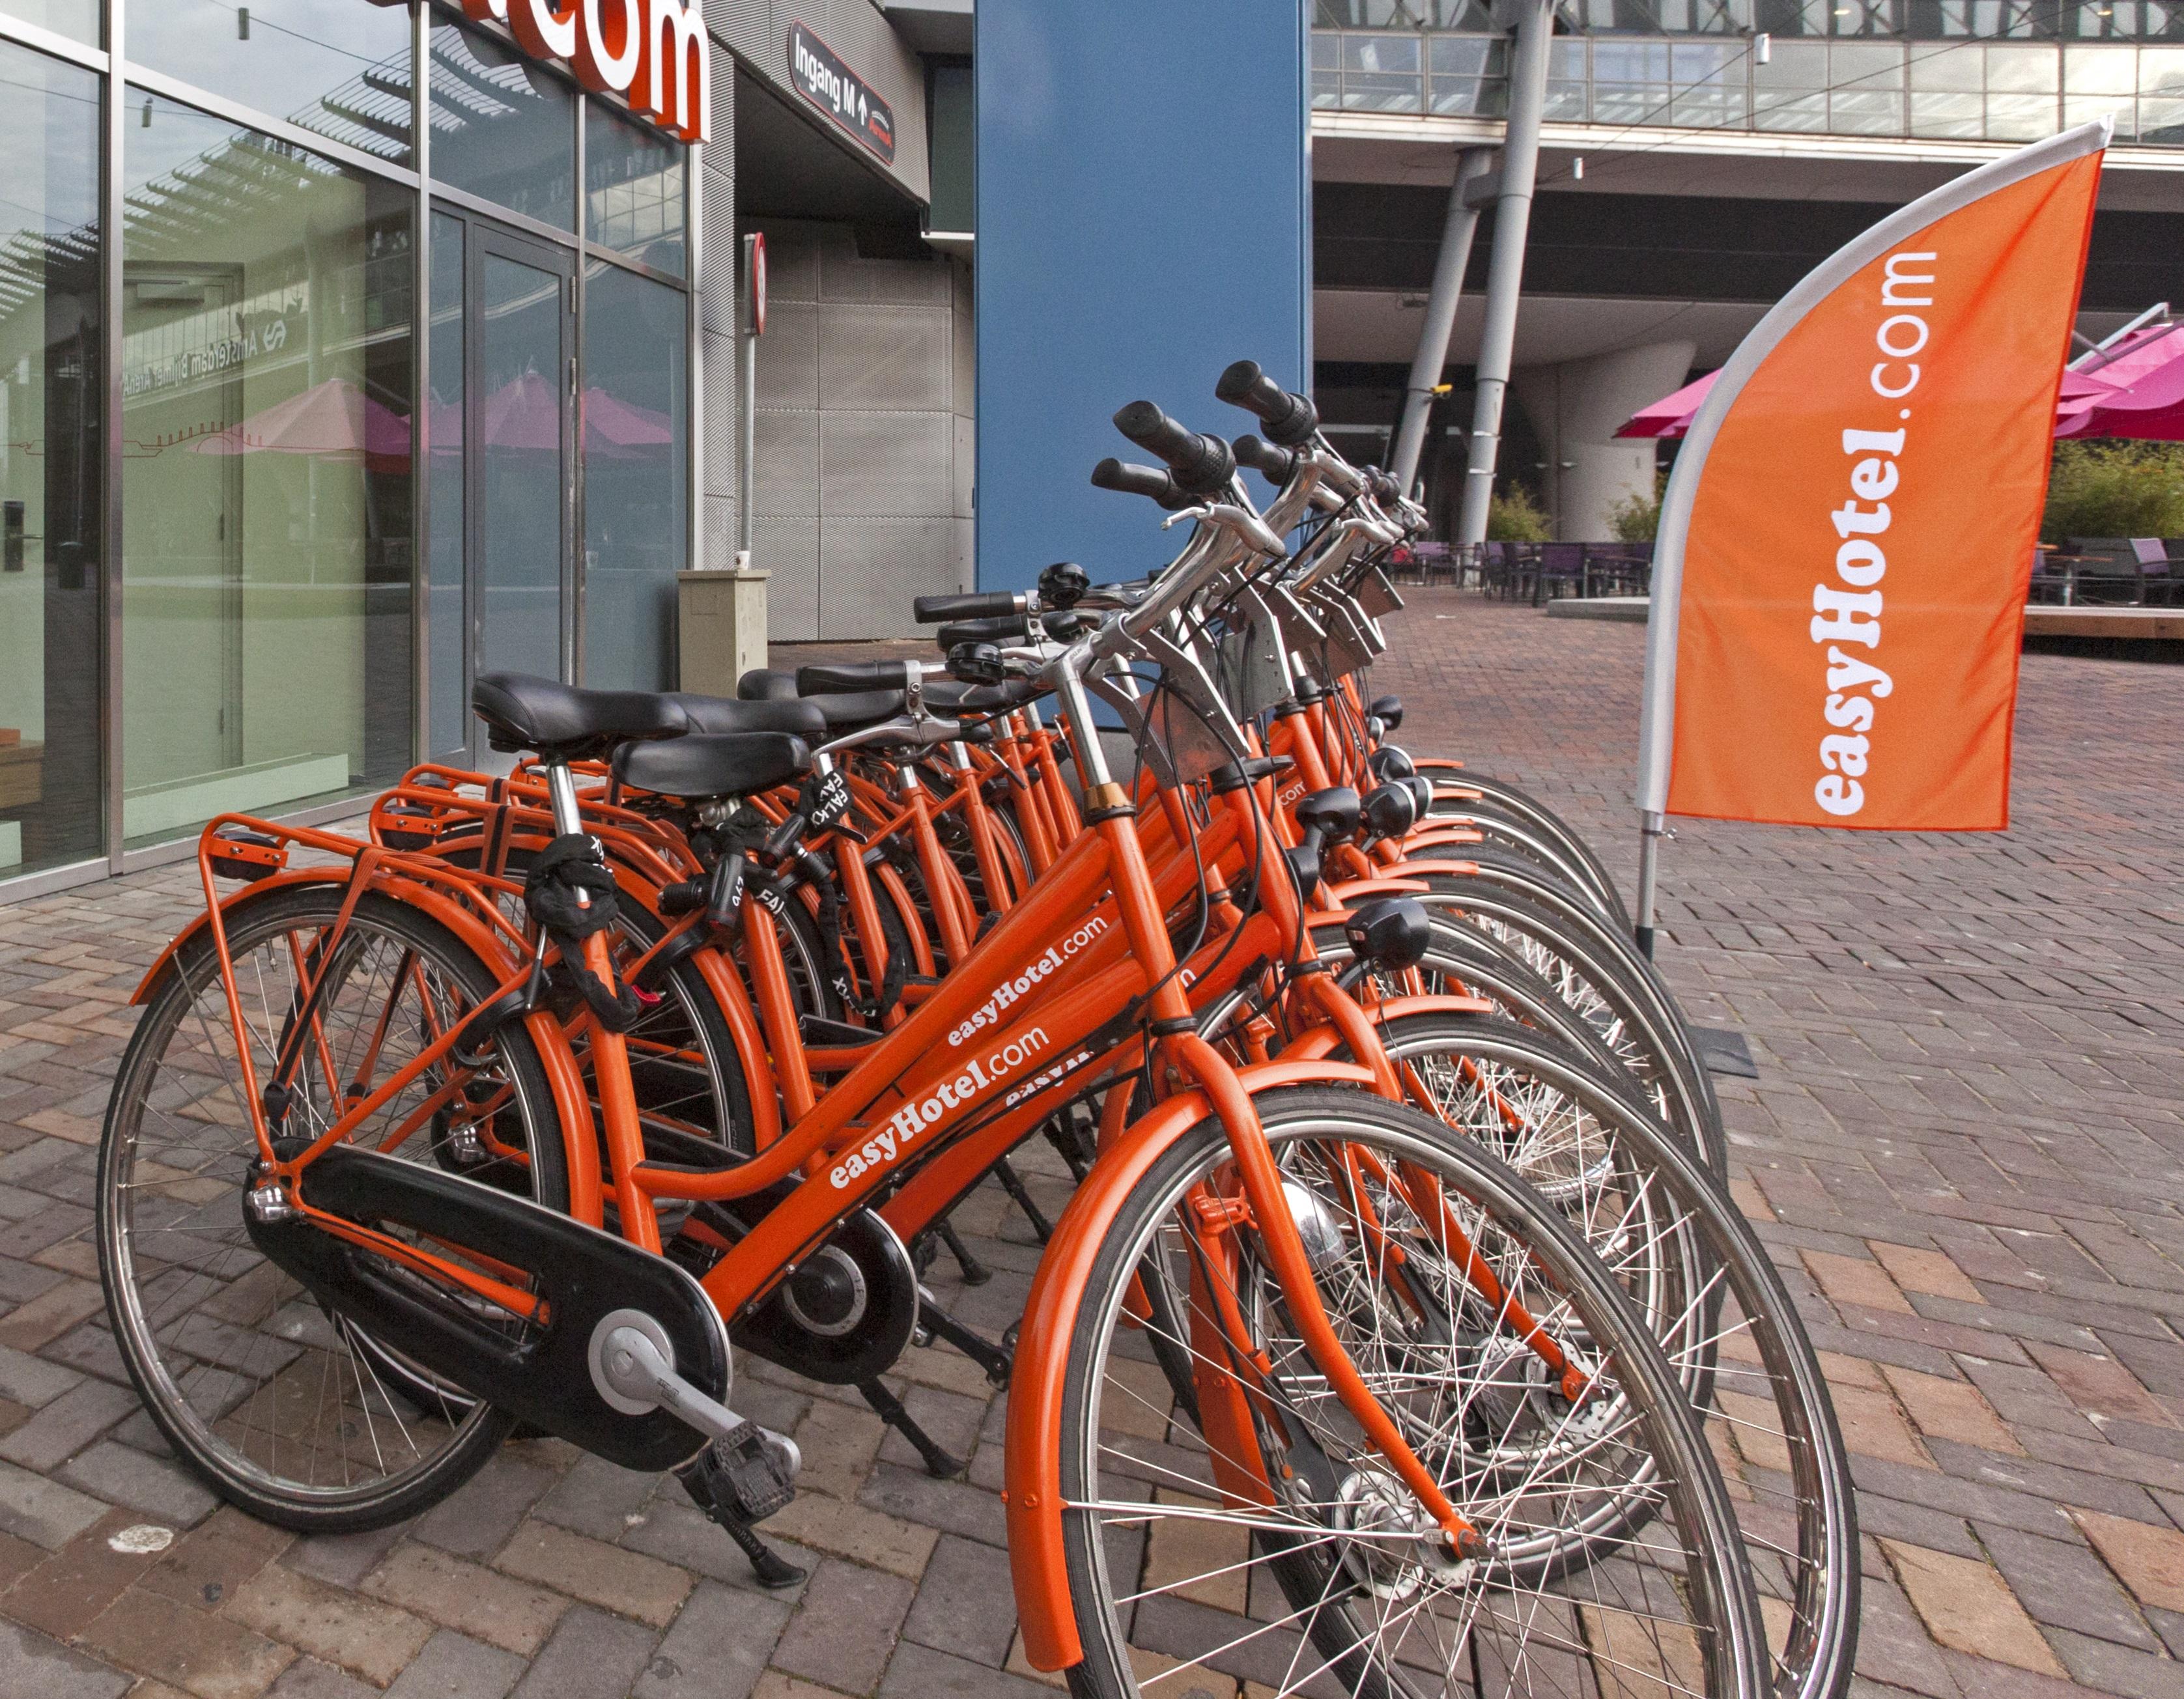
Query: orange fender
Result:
<box><xmin>1004</xmin><ymin>1058</ymin><xmax>1376</xmax><ymax>1672</ymax></box>
<box><xmin>1400</xmin><ymin>827</ymin><xmax>1484</xmax><ymax>854</ymax></box>
<box><xmin>1279</xmin><ymin>994</ymin><xmax>1497</xmax><ymax>1065</ymax></box>
<box><xmin>1314</xmin><ymin>877</ymin><xmax>1429</xmax><ymax>912</ymax></box>
<box><xmin>1380</xmin><ymin>858</ymin><xmax>1481</xmax><ymax>881</ymax></box>
<box><xmin>128</xmin><ymin>869</ymin><xmax>606</xmax><ymax>1228</ymax></box>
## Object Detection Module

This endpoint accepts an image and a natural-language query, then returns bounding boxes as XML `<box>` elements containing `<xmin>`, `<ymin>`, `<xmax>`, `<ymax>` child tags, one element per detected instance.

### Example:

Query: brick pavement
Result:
<box><xmin>0</xmin><ymin>590</ymin><xmax>2177</xmax><ymax>1697</ymax></box>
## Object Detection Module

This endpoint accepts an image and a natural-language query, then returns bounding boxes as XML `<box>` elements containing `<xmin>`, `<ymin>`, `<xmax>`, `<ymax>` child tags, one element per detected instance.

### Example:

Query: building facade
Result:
<box><xmin>0</xmin><ymin>0</ymin><xmax>959</xmax><ymax>903</ymax></box>
<box><xmin>1311</xmin><ymin>1</ymin><xmax>2184</xmax><ymax>539</ymax></box>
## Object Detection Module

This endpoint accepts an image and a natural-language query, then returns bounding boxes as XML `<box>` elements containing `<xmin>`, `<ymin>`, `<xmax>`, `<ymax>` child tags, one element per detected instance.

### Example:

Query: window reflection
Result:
<box><xmin>0</xmin><ymin>40</ymin><xmax>100</xmax><ymax>877</ymax></box>
<box><xmin>127</xmin><ymin>0</ymin><xmax>415</xmax><ymax>167</ymax></box>
<box><xmin>0</xmin><ymin>2</ymin><xmax>97</xmax><ymax>46</ymax></box>
<box><xmin>582</xmin><ymin>262</ymin><xmax>685</xmax><ymax>692</ymax></box>
<box><xmin>428</xmin><ymin>212</ymin><xmax>464</xmax><ymax>756</ymax></box>
<box><xmin>586</xmin><ymin>100</ymin><xmax>686</xmax><ymax>277</ymax></box>
<box><xmin>121</xmin><ymin>92</ymin><xmax>412</xmax><ymax>847</ymax></box>
<box><xmin>431</xmin><ymin>16</ymin><xmax>575</xmax><ymax>231</ymax></box>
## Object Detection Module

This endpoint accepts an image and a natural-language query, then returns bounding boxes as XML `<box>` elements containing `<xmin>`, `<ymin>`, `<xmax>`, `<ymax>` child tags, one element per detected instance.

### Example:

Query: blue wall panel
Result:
<box><xmin>975</xmin><ymin>2</ymin><xmax>1311</xmax><ymax>593</ymax></box>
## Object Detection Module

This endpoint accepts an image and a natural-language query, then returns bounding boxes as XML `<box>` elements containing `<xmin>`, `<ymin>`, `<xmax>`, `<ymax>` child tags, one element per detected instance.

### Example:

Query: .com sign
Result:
<box><xmin>459</xmin><ymin>0</ymin><xmax>710</xmax><ymax>143</ymax></box>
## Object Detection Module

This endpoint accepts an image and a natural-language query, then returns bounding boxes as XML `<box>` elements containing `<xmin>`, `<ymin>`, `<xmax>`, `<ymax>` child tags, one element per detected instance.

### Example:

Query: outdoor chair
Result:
<box><xmin>2062</xmin><ymin>539</ymin><xmax>2146</xmax><ymax>606</ymax></box>
<box><xmin>1532</xmin><ymin>542</ymin><xmax>1584</xmax><ymax>605</ymax></box>
<box><xmin>2129</xmin><ymin>538</ymin><xmax>2176</xmax><ymax>607</ymax></box>
<box><xmin>2027</xmin><ymin>547</ymin><xmax>2067</xmax><ymax>606</ymax></box>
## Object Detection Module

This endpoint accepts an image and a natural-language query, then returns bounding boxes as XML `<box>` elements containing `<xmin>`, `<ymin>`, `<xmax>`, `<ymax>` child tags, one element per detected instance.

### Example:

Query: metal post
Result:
<box><xmin>1456</xmin><ymin>0</ymin><xmax>1556</xmax><ymax>546</ymax></box>
<box><xmin>737</xmin><ymin>233</ymin><xmax>758</xmax><ymax>560</ymax></box>
<box><xmin>1389</xmin><ymin>147</ymin><xmax>1494</xmax><ymax>496</ymax></box>
<box><xmin>1634</xmin><ymin>809</ymin><xmax>1666</xmax><ymax>959</ymax></box>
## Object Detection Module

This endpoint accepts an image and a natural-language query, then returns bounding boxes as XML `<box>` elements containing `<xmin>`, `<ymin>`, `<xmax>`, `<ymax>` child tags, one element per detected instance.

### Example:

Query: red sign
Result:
<box><xmin>1637</xmin><ymin>124</ymin><xmax>2106</xmax><ymax>832</ymax></box>
<box><xmin>750</xmin><ymin>232</ymin><xmax>767</xmax><ymax>338</ymax></box>
<box><xmin>461</xmin><ymin>0</ymin><xmax>710</xmax><ymax>143</ymax></box>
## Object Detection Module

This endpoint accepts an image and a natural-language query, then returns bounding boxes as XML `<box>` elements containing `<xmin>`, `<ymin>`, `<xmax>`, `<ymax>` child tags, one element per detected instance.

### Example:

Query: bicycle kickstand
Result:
<box><xmin>934</xmin><ymin>1218</ymin><xmax>991</xmax><ymax>1285</ymax></box>
<box><xmin>915</xmin><ymin>1286</ymin><xmax>1012</xmax><ymax>1388</ymax></box>
<box><xmin>991</xmin><ymin>1155</ymin><xmax>1054</xmax><ymax>1244</ymax></box>
<box><xmin>858</xmin><ymin>1378</ymin><xmax>968</xmax><ymax>1479</ymax></box>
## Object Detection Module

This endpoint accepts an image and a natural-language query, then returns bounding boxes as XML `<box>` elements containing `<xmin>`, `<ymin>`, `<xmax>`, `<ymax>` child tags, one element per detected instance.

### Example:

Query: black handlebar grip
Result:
<box><xmin>1232</xmin><ymin>434</ymin><xmax>1299</xmax><ymax>485</ymax></box>
<box><xmin>795</xmin><ymin>660</ymin><xmax>911</xmax><ymax>695</ymax></box>
<box><xmin>913</xmin><ymin>591</ymin><xmax>1023</xmax><ymax>623</ymax></box>
<box><xmin>1090</xmin><ymin>458</ymin><xmax>1194</xmax><ymax>513</ymax></box>
<box><xmin>935</xmin><ymin>614</ymin><xmax>1032</xmax><ymax>649</ymax></box>
<box><xmin>1110</xmin><ymin>401</ymin><xmax>1236</xmax><ymax>495</ymax></box>
<box><xmin>1363</xmin><ymin>466</ymin><xmax>1403</xmax><ymax>503</ymax></box>
<box><xmin>1215</xmin><ymin>360</ymin><xmax>1320</xmax><ymax>447</ymax></box>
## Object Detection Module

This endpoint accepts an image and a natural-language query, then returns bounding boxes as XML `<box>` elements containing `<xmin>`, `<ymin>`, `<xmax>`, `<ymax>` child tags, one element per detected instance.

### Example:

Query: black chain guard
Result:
<box><xmin>246</xmin><ymin>1144</ymin><xmax>729</xmax><ymax>1472</ymax></box>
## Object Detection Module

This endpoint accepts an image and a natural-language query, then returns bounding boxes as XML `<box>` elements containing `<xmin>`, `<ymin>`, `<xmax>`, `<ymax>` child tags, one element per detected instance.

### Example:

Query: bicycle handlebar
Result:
<box><xmin>795</xmin><ymin>660</ymin><xmax>913</xmax><ymax>695</ymax></box>
<box><xmin>1214</xmin><ymin>360</ymin><xmax>1319</xmax><ymax>447</ymax></box>
<box><xmin>1111</xmin><ymin>401</ymin><xmax>1236</xmax><ymax>495</ymax></box>
<box><xmin>1232</xmin><ymin>434</ymin><xmax>1299</xmax><ymax>485</ymax></box>
<box><xmin>1091</xmin><ymin>458</ymin><xmax>1194</xmax><ymax>511</ymax></box>
<box><xmin>913</xmin><ymin>591</ymin><xmax>1023</xmax><ymax>623</ymax></box>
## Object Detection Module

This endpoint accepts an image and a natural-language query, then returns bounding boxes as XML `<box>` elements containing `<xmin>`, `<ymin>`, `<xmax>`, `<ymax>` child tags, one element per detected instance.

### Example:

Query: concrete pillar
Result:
<box><xmin>1389</xmin><ymin>147</ymin><xmax>1496</xmax><ymax>496</ymax></box>
<box><xmin>1510</xmin><ymin>340</ymin><xmax>1695</xmax><ymax>540</ymax></box>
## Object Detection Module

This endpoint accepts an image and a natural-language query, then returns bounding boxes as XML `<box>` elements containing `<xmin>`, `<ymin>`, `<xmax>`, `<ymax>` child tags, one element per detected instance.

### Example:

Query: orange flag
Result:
<box><xmin>1635</xmin><ymin>123</ymin><xmax>2106</xmax><ymax>838</ymax></box>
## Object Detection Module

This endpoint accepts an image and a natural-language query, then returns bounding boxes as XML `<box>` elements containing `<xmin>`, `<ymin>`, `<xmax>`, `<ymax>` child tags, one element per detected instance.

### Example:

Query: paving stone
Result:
<box><xmin>769</xmin><ymin>1558</ymin><xmax>915</xmax><ymax>1693</ymax></box>
<box><xmin>381</xmin><ymin>1631</ymin><xmax>526</xmax><ymax>1699</ymax></box>
<box><xmin>281</xmin><ymin>1522</ymin><xmax>406</xmax><ymax>1590</ymax></box>
<box><xmin>1882</xmin><ymin>1365</ymin><xmax>2026</xmax><ymax>1457</ymax></box>
<box><xmin>2075</xmin><ymin>1506</ymin><xmax>2184</xmax><ymax>1614</ymax></box>
<box><xmin>262</xmin><ymin>1657</ymin><xmax>375</xmax><ymax>1699</ymax></box>
<box><xmin>1978</xmin><ymin>1521</ymin><xmax>2161</xmax><ymax>1651</ymax></box>
<box><xmin>632</xmin><ymin>1580</ymin><xmax>790</xmax><ymax>1699</ymax></box>
<box><xmin>764</xmin><ymin>1491</ymin><xmax>937</xmax><ymax>1580</ymax></box>
<box><xmin>139</xmin><ymin>1509</ymin><xmax>291</xmax><ymax>1612</ymax></box>
<box><xmin>901</xmin><ymin>1533</ymin><xmax>1019</xmax><ymax>1668</ymax></box>
<box><xmin>412</xmin><ymin>1449</ymin><xmax>560</xmax><ymax>1562</ymax></box>
<box><xmin>531</xmin><ymin>1452</ymin><xmax>660</xmax><ymax>1543</ymax></box>
<box><xmin>57</xmin><ymin>1441</ymin><xmax>217</xmax><ymax>1529</ymax></box>
<box><xmin>78</xmin><ymin>1584</ymin><xmax>296</xmax><ymax>1699</ymax></box>
<box><xmin>492</xmin><ymin>1517</ymin><xmax>693</xmax><ymax>1628</ymax></box>
<box><xmin>223</xmin><ymin>1560</ymin><xmax>435</xmax><ymax>1687</ymax></box>
<box><xmin>0</xmin><ymin>1454</ymin><xmax>110</xmax><ymax>1549</ymax></box>
<box><xmin>0</xmin><ymin>1618</ymin><xmax>132</xmax><ymax>1699</ymax></box>
<box><xmin>878</xmin><ymin>1638</ymin><xmax>1060</xmax><ymax>1699</ymax></box>
<box><xmin>0</xmin><ymin>1376</ymin><xmax>142</xmax><ymax>1472</ymax></box>
<box><xmin>507</xmin><ymin>1605</ymin><xmax>658</xmax><ymax>1699</ymax></box>
<box><xmin>362</xmin><ymin>1540</ymin><xmax>570</xmax><ymax>1657</ymax></box>
<box><xmin>0</xmin><ymin>1340</ymin><xmax>83</xmax><ymax>1407</ymax></box>
<box><xmin>1870</xmin><ymin>1241</ymin><xmax>1987</xmax><ymax>1304</ymax></box>
<box><xmin>1883</xmin><ymin>1538</ymin><xmax>2068</xmax><ymax>1677</ymax></box>
<box><xmin>0</xmin><ymin>1507</ymin><xmax>172</xmax><ymax>1642</ymax></box>
<box><xmin>0</xmin><ymin>1278</ymin><xmax>107</xmax><ymax>1351</ymax></box>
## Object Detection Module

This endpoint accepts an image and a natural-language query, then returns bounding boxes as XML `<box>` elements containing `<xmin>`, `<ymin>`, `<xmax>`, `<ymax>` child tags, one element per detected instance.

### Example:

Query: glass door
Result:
<box><xmin>431</xmin><ymin>218</ymin><xmax>575</xmax><ymax>765</ymax></box>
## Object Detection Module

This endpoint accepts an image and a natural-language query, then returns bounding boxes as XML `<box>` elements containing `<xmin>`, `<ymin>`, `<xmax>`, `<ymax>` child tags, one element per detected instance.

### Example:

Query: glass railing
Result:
<box><xmin>1314</xmin><ymin>2</ymin><xmax>2184</xmax><ymax>42</ymax></box>
<box><xmin>1312</xmin><ymin>29</ymin><xmax>2184</xmax><ymax>143</ymax></box>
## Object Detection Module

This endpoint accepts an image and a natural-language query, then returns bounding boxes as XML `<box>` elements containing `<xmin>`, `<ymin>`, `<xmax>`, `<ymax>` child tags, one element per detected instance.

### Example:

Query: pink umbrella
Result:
<box><xmin>1623</xmin><ymin>323</ymin><xmax>2184</xmax><ymax>442</ymax></box>
<box><xmin>2055</xmin><ymin>324</ymin><xmax>2184</xmax><ymax>440</ymax></box>
<box><xmin>1615</xmin><ymin>370</ymin><xmax>1720</xmax><ymax>440</ymax></box>
<box><xmin>584</xmin><ymin>388</ymin><xmax>674</xmax><ymax>453</ymax></box>
<box><xmin>481</xmin><ymin>370</ymin><xmax>561</xmax><ymax>452</ymax></box>
<box><xmin>194</xmin><ymin>378</ymin><xmax>410</xmax><ymax>469</ymax></box>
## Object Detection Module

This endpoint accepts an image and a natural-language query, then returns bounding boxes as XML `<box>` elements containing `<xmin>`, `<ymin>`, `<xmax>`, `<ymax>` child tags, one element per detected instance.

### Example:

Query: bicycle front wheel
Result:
<box><xmin>1055</xmin><ymin>1086</ymin><xmax>1766</xmax><ymax>1699</ymax></box>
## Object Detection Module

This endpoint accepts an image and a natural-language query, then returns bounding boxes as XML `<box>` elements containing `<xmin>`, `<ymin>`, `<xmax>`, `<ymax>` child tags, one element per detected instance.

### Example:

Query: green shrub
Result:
<box><xmin>1487</xmin><ymin>484</ymin><xmax>1553</xmax><ymax>542</ymax></box>
<box><xmin>2041</xmin><ymin>440</ymin><xmax>2184</xmax><ymax>542</ymax></box>
<box><xmin>1607</xmin><ymin>470</ymin><xmax>1667</xmax><ymax>543</ymax></box>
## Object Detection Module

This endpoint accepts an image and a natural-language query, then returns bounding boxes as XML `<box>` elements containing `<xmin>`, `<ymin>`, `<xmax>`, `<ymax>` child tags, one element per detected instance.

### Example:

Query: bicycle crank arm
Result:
<box><xmin>589</xmin><ymin>1309</ymin><xmax>801</xmax><ymax>1472</ymax></box>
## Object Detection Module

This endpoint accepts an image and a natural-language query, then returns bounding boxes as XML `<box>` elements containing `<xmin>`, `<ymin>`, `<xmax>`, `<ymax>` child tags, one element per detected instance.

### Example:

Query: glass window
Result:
<box><xmin>581</xmin><ymin>262</ymin><xmax>685</xmax><ymax>693</ymax></box>
<box><xmin>2142</xmin><ymin>48</ymin><xmax>2184</xmax><ymax>95</ymax></box>
<box><xmin>1985</xmin><ymin>92</ymin><xmax>2057</xmax><ymax>136</ymax></box>
<box><xmin>2140</xmin><ymin>96</ymin><xmax>2184</xmax><ymax>140</ymax></box>
<box><xmin>127</xmin><ymin>0</ymin><xmax>415</xmax><ymax>168</ymax></box>
<box><xmin>1909</xmin><ymin>49</ymin><xmax>1983</xmax><ymax>91</ymax></box>
<box><xmin>1343</xmin><ymin>33</ymin><xmax>1421</xmax><ymax>72</ymax></box>
<box><xmin>1671</xmin><ymin>42</ymin><xmax>1748</xmax><ymax>127</ymax></box>
<box><xmin>0</xmin><ymin>2</ymin><xmax>96</xmax><ymax>46</ymax></box>
<box><xmin>1910</xmin><ymin>90</ymin><xmax>1985</xmax><ymax>135</ymax></box>
<box><xmin>1985</xmin><ymin>44</ymin><xmax>2059</xmax><ymax>92</ymax></box>
<box><xmin>2065</xmin><ymin>47</ymin><xmax>2138</xmax><ymax>94</ymax></box>
<box><xmin>427</xmin><ymin>212</ymin><xmax>464</xmax><ymax>757</ymax></box>
<box><xmin>431</xmin><ymin>15</ymin><xmax>575</xmax><ymax>231</ymax></box>
<box><xmin>0</xmin><ymin>40</ymin><xmax>100</xmax><ymax>878</ymax></box>
<box><xmin>121</xmin><ymin>92</ymin><xmax>414</xmax><ymax>848</ymax></box>
<box><xmin>2067</xmin><ymin>93</ymin><xmax>2135</xmax><ymax>137</ymax></box>
<box><xmin>1753</xmin><ymin>37</ymin><xmax>1828</xmax><ymax>130</ymax></box>
<box><xmin>586</xmin><ymin>100</ymin><xmax>685</xmax><ymax>277</ymax></box>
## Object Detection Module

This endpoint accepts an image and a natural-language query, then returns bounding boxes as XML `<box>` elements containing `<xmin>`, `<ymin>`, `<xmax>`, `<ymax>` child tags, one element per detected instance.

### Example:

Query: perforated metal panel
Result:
<box><xmin>713</xmin><ymin>0</ymin><xmax>770</xmax><ymax>65</ymax></box>
<box><xmin>702</xmin><ymin>492</ymin><xmax>737</xmax><ymax>572</ymax></box>
<box><xmin>756</xmin><ymin>517</ymin><xmax>820</xmax><ymax>639</ymax></box>
<box><xmin>698</xmin><ymin>167</ymin><xmax>738</xmax><ymax>337</ymax></box>
<box><xmin>753</xmin><ymin>411</ymin><xmax>820</xmax><ymax>518</ymax></box>
<box><xmin>820</xmin><ymin>412</ymin><xmax>953</xmax><ymax>519</ymax></box>
<box><xmin>817</xmin><ymin>305</ymin><xmax>951</xmax><ymax>412</ymax></box>
<box><xmin>701</xmin><ymin>328</ymin><xmax>738</xmax><ymax>501</ymax></box>
<box><xmin>820</xmin><ymin>518</ymin><xmax>956</xmax><ymax>640</ymax></box>
<box><xmin>787</xmin><ymin>0</ymin><xmax>929</xmax><ymax>201</ymax></box>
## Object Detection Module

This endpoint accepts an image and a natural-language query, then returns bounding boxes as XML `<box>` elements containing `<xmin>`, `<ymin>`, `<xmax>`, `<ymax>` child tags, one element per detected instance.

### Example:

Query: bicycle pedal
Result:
<box><xmin>689</xmin><ymin>1420</ymin><xmax>798</xmax><ymax>1521</ymax></box>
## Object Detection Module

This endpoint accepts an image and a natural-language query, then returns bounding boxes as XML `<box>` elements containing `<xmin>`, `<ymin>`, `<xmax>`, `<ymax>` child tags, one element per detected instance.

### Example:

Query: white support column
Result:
<box><xmin>1455</xmin><ymin>0</ymin><xmax>1555</xmax><ymax>545</ymax></box>
<box><xmin>1510</xmin><ymin>340</ymin><xmax>1695</xmax><ymax>539</ymax></box>
<box><xmin>1389</xmin><ymin>147</ymin><xmax>1496</xmax><ymax>497</ymax></box>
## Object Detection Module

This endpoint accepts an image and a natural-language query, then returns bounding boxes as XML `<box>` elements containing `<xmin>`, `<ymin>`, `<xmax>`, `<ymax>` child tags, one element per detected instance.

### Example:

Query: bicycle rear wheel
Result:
<box><xmin>98</xmin><ymin>884</ymin><xmax>569</xmax><ymax>1532</ymax></box>
<box><xmin>1055</xmin><ymin>1086</ymin><xmax>1766</xmax><ymax>1699</ymax></box>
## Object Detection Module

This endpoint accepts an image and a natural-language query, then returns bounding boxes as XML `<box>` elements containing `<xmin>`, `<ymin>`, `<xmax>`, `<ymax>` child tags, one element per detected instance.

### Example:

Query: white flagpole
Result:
<box><xmin>1627</xmin><ymin>119</ymin><xmax>2110</xmax><ymax>960</ymax></box>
